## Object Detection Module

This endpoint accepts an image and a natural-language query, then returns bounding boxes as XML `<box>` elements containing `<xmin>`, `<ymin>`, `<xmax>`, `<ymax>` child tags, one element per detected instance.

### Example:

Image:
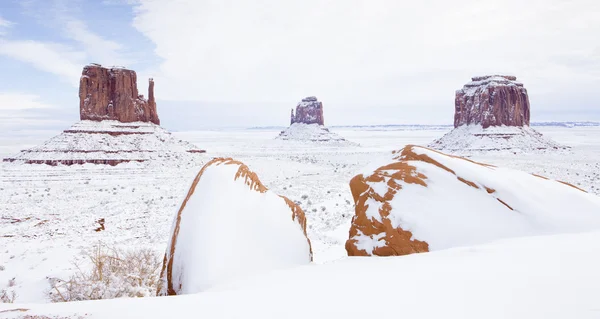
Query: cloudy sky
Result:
<box><xmin>0</xmin><ymin>0</ymin><xmax>599</xmax><ymax>132</ymax></box>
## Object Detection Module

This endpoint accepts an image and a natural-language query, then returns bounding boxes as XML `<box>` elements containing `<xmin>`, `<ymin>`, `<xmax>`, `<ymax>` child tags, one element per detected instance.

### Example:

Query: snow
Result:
<box><xmin>460</xmin><ymin>75</ymin><xmax>523</xmax><ymax>97</ymax></box>
<box><xmin>276</xmin><ymin>123</ymin><xmax>355</xmax><ymax>144</ymax></box>
<box><xmin>3</xmin><ymin>120</ymin><xmax>204</xmax><ymax>163</ymax></box>
<box><xmin>0</xmin><ymin>125</ymin><xmax>599</xmax><ymax>306</ymax></box>
<box><xmin>428</xmin><ymin>124</ymin><xmax>565</xmax><ymax>154</ymax></box>
<box><xmin>351</xmin><ymin>145</ymin><xmax>600</xmax><ymax>252</ymax></box>
<box><xmin>2</xmin><ymin>230</ymin><xmax>600</xmax><ymax>318</ymax></box>
<box><xmin>160</xmin><ymin>159</ymin><xmax>311</xmax><ymax>295</ymax></box>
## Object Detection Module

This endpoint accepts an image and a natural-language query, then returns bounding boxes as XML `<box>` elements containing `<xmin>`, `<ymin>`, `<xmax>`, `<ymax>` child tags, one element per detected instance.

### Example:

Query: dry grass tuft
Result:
<box><xmin>48</xmin><ymin>242</ymin><xmax>161</xmax><ymax>302</ymax></box>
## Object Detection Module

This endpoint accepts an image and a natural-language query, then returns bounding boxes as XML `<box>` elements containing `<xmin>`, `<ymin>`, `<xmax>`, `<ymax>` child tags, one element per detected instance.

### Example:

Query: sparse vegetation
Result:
<box><xmin>0</xmin><ymin>288</ymin><xmax>16</xmax><ymax>303</ymax></box>
<box><xmin>48</xmin><ymin>242</ymin><xmax>162</xmax><ymax>302</ymax></box>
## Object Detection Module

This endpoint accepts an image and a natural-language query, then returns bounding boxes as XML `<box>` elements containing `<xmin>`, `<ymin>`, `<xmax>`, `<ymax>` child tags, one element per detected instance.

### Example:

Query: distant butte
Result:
<box><xmin>428</xmin><ymin>75</ymin><xmax>565</xmax><ymax>153</ymax></box>
<box><xmin>290</xmin><ymin>96</ymin><xmax>325</xmax><ymax>126</ymax></box>
<box><xmin>454</xmin><ymin>75</ymin><xmax>530</xmax><ymax>129</ymax></box>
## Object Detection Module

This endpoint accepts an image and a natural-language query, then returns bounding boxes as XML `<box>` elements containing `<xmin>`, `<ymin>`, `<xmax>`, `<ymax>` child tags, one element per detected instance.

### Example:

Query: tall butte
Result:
<box><xmin>3</xmin><ymin>64</ymin><xmax>205</xmax><ymax>166</ymax></box>
<box><xmin>428</xmin><ymin>75</ymin><xmax>565</xmax><ymax>153</ymax></box>
<box><xmin>454</xmin><ymin>75</ymin><xmax>530</xmax><ymax>129</ymax></box>
<box><xmin>79</xmin><ymin>64</ymin><xmax>160</xmax><ymax>125</ymax></box>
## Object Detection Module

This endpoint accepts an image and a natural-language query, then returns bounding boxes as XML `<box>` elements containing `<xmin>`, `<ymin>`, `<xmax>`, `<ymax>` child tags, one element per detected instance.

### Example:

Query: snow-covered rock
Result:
<box><xmin>158</xmin><ymin>157</ymin><xmax>312</xmax><ymax>296</ymax></box>
<box><xmin>346</xmin><ymin>145</ymin><xmax>600</xmax><ymax>256</ymax></box>
<box><xmin>428</xmin><ymin>124</ymin><xmax>566</xmax><ymax>154</ymax></box>
<box><xmin>3</xmin><ymin>121</ymin><xmax>205</xmax><ymax>165</ymax></box>
<box><xmin>276</xmin><ymin>123</ymin><xmax>354</xmax><ymax>144</ymax></box>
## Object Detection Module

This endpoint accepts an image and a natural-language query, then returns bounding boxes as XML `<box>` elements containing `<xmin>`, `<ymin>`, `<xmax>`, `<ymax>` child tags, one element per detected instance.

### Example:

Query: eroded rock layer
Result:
<box><xmin>3</xmin><ymin>121</ymin><xmax>205</xmax><ymax>166</ymax></box>
<box><xmin>454</xmin><ymin>75</ymin><xmax>530</xmax><ymax>128</ymax></box>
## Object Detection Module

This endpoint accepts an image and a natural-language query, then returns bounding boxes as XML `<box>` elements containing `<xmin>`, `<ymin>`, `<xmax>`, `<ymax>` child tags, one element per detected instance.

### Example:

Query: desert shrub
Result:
<box><xmin>0</xmin><ymin>289</ymin><xmax>16</xmax><ymax>303</ymax></box>
<box><xmin>48</xmin><ymin>242</ymin><xmax>162</xmax><ymax>302</ymax></box>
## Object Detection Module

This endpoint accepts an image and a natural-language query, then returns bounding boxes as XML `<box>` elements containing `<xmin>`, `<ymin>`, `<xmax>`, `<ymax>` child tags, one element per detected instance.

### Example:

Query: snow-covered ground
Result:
<box><xmin>1</xmin><ymin>125</ymin><xmax>599</xmax><ymax>307</ymax></box>
<box><xmin>1</xmin><ymin>230</ymin><xmax>600</xmax><ymax>319</ymax></box>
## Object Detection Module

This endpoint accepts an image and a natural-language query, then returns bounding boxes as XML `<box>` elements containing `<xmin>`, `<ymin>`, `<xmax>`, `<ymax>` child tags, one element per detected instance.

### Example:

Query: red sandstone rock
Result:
<box><xmin>345</xmin><ymin>145</ymin><xmax>593</xmax><ymax>257</ymax></box>
<box><xmin>454</xmin><ymin>75</ymin><xmax>530</xmax><ymax>129</ymax></box>
<box><xmin>158</xmin><ymin>158</ymin><xmax>312</xmax><ymax>296</ymax></box>
<box><xmin>79</xmin><ymin>64</ymin><xmax>160</xmax><ymax>125</ymax></box>
<box><xmin>290</xmin><ymin>96</ymin><xmax>324</xmax><ymax>126</ymax></box>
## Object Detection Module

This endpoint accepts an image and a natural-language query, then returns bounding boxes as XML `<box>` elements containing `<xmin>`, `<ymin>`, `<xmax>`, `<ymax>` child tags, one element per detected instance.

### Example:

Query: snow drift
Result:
<box><xmin>428</xmin><ymin>125</ymin><xmax>565</xmax><ymax>154</ymax></box>
<box><xmin>346</xmin><ymin>145</ymin><xmax>600</xmax><ymax>256</ymax></box>
<box><xmin>157</xmin><ymin>157</ymin><xmax>312</xmax><ymax>296</ymax></box>
<box><xmin>3</xmin><ymin>231</ymin><xmax>600</xmax><ymax>319</ymax></box>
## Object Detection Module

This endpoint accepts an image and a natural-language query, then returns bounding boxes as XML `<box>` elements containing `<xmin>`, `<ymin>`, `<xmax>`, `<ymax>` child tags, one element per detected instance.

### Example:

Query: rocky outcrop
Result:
<box><xmin>346</xmin><ymin>145</ymin><xmax>600</xmax><ymax>257</ymax></box>
<box><xmin>158</xmin><ymin>158</ymin><xmax>312</xmax><ymax>296</ymax></box>
<box><xmin>79</xmin><ymin>64</ymin><xmax>160</xmax><ymax>125</ymax></box>
<box><xmin>454</xmin><ymin>75</ymin><xmax>530</xmax><ymax>128</ymax></box>
<box><xmin>291</xmin><ymin>96</ymin><xmax>324</xmax><ymax>126</ymax></box>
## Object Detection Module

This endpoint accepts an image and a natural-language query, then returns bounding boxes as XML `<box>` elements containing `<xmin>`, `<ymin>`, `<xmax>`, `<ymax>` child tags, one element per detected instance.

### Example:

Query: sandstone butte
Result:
<box><xmin>454</xmin><ymin>75</ymin><xmax>530</xmax><ymax>128</ymax></box>
<box><xmin>2</xmin><ymin>64</ymin><xmax>206</xmax><ymax>166</ymax></box>
<box><xmin>79</xmin><ymin>63</ymin><xmax>160</xmax><ymax>125</ymax></box>
<box><xmin>345</xmin><ymin>145</ymin><xmax>595</xmax><ymax>257</ymax></box>
<box><xmin>290</xmin><ymin>96</ymin><xmax>325</xmax><ymax>126</ymax></box>
<box><xmin>158</xmin><ymin>158</ymin><xmax>312</xmax><ymax>296</ymax></box>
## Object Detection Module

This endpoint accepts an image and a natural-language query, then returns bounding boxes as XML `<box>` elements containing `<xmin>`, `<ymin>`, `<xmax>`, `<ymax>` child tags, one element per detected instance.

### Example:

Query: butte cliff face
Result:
<box><xmin>454</xmin><ymin>75</ymin><xmax>530</xmax><ymax>129</ymax></box>
<box><xmin>290</xmin><ymin>96</ymin><xmax>324</xmax><ymax>126</ymax></box>
<box><xmin>79</xmin><ymin>64</ymin><xmax>160</xmax><ymax>125</ymax></box>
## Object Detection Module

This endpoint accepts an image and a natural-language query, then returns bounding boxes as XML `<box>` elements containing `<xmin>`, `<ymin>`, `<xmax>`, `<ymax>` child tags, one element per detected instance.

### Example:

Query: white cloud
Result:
<box><xmin>0</xmin><ymin>39</ymin><xmax>83</xmax><ymax>86</ymax></box>
<box><xmin>0</xmin><ymin>15</ymin><xmax>13</xmax><ymax>35</ymax></box>
<box><xmin>132</xmin><ymin>0</ymin><xmax>600</xmax><ymax>124</ymax></box>
<box><xmin>0</xmin><ymin>0</ymin><xmax>130</xmax><ymax>85</ymax></box>
<box><xmin>63</xmin><ymin>18</ymin><xmax>130</xmax><ymax>66</ymax></box>
<box><xmin>0</xmin><ymin>92</ymin><xmax>57</xmax><ymax>111</ymax></box>
<box><xmin>0</xmin><ymin>92</ymin><xmax>73</xmax><ymax>135</ymax></box>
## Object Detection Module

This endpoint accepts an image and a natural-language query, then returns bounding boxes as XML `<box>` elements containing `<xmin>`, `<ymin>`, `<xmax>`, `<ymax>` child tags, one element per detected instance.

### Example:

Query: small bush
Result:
<box><xmin>48</xmin><ymin>243</ymin><xmax>162</xmax><ymax>302</ymax></box>
<box><xmin>0</xmin><ymin>289</ymin><xmax>16</xmax><ymax>303</ymax></box>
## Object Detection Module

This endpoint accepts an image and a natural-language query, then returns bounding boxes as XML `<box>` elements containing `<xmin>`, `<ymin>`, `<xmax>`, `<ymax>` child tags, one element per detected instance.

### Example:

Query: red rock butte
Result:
<box><xmin>454</xmin><ymin>75</ymin><xmax>530</xmax><ymax>129</ymax></box>
<box><xmin>79</xmin><ymin>64</ymin><xmax>160</xmax><ymax>125</ymax></box>
<box><xmin>2</xmin><ymin>64</ymin><xmax>206</xmax><ymax>166</ymax></box>
<box><xmin>290</xmin><ymin>96</ymin><xmax>324</xmax><ymax>126</ymax></box>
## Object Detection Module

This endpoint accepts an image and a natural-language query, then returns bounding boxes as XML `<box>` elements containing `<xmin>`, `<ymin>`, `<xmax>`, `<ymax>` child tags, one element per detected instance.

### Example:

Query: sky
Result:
<box><xmin>0</xmin><ymin>0</ymin><xmax>599</xmax><ymax>132</ymax></box>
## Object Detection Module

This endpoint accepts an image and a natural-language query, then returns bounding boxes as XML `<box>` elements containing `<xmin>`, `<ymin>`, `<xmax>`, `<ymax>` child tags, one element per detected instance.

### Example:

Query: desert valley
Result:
<box><xmin>0</xmin><ymin>62</ymin><xmax>599</xmax><ymax>318</ymax></box>
<box><xmin>1</xmin><ymin>1</ymin><xmax>600</xmax><ymax>317</ymax></box>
